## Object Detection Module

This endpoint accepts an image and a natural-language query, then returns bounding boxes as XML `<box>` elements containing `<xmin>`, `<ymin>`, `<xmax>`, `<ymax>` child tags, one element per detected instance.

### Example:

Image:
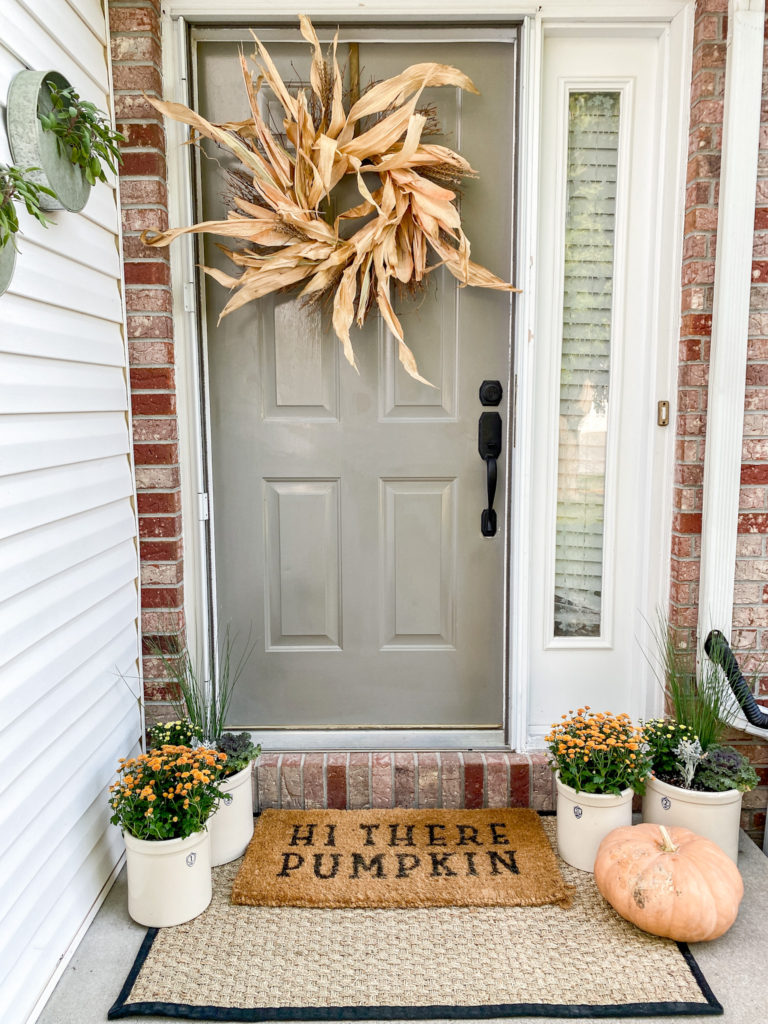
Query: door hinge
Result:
<box><xmin>198</xmin><ymin>492</ymin><xmax>210</xmax><ymax>522</ymax></box>
<box><xmin>657</xmin><ymin>400</ymin><xmax>670</xmax><ymax>427</ymax></box>
<box><xmin>183</xmin><ymin>280</ymin><xmax>195</xmax><ymax>313</ymax></box>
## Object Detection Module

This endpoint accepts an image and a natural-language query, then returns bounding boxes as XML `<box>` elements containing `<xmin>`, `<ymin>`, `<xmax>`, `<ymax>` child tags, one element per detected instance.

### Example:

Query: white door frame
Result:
<box><xmin>161</xmin><ymin>0</ymin><xmax>692</xmax><ymax>751</ymax></box>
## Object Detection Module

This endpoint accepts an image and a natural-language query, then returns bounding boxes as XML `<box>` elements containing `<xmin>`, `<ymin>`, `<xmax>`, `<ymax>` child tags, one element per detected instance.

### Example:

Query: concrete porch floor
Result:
<box><xmin>39</xmin><ymin>830</ymin><xmax>768</xmax><ymax>1024</ymax></box>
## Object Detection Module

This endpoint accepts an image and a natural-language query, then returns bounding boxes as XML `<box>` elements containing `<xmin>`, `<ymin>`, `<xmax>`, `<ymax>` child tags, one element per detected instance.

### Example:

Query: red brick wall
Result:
<box><xmin>670</xmin><ymin>0</ymin><xmax>768</xmax><ymax>845</ymax></box>
<box><xmin>109</xmin><ymin>0</ymin><xmax>184</xmax><ymax>709</ymax></box>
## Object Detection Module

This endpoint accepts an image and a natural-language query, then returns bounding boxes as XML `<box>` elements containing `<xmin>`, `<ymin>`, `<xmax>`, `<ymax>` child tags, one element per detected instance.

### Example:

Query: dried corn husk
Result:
<box><xmin>142</xmin><ymin>16</ymin><xmax>520</xmax><ymax>381</ymax></box>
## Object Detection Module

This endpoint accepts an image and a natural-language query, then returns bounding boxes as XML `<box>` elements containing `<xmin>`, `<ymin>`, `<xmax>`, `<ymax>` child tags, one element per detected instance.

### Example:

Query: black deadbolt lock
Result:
<box><xmin>479</xmin><ymin>380</ymin><xmax>503</xmax><ymax>406</ymax></box>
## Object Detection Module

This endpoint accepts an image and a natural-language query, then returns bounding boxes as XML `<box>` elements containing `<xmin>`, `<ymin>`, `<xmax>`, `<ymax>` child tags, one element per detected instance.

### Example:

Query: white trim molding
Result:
<box><xmin>697</xmin><ymin>0</ymin><xmax>765</xmax><ymax>645</ymax></box>
<box><xmin>165</xmin><ymin>0</ymin><xmax>691</xmax><ymax>22</ymax></box>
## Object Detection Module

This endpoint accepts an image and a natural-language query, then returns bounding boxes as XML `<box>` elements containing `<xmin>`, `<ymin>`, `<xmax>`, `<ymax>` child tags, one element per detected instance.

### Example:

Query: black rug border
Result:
<box><xmin>108</xmin><ymin>930</ymin><xmax>722</xmax><ymax>1020</ymax></box>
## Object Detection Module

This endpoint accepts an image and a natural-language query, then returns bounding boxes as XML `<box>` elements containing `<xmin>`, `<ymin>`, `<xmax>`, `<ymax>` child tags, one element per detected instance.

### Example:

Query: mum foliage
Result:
<box><xmin>141</xmin><ymin>16</ymin><xmax>518</xmax><ymax>383</ymax></box>
<box><xmin>546</xmin><ymin>707</ymin><xmax>651</xmax><ymax>795</ymax></box>
<box><xmin>110</xmin><ymin>745</ymin><xmax>227</xmax><ymax>841</ymax></box>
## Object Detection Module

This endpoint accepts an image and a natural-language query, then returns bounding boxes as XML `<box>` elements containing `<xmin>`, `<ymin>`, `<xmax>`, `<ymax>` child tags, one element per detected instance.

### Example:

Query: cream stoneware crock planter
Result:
<box><xmin>209</xmin><ymin>764</ymin><xmax>255</xmax><ymax>866</ymax></box>
<box><xmin>124</xmin><ymin>828</ymin><xmax>212</xmax><ymax>927</ymax></box>
<box><xmin>642</xmin><ymin>775</ymin><xmax>742</xmax><ymax>863</ymax></box>
<box><xmin>556</xmin><ymin>772</ymin><xmax>634</xmax><ymax>873</ymax></box>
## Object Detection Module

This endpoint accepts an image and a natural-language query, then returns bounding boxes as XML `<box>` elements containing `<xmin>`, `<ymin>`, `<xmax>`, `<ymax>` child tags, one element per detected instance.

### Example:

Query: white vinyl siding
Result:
<box><xmin>0</xmin><ymin>3</ymin><xmax>142</xmax><ymax>1023</ymax></box>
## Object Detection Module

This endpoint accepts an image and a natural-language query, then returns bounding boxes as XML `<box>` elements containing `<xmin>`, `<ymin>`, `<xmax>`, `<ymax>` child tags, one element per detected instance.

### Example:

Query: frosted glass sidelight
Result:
<box><xmin>554</xmin><ymin>92</ymin><xmax>620</xmax><ymax>638</ymax></box>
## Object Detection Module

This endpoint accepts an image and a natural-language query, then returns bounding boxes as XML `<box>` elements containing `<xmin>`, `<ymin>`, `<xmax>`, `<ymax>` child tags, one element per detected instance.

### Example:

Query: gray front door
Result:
<box><xmin>194</xmin><ymin>29</ymin><xmax>517</xmax><ymax>733</ymax></box>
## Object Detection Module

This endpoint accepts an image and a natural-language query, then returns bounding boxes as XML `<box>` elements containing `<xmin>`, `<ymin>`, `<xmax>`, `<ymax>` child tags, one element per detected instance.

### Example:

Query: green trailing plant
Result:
<box><xmin>40</xmin><ymin>80</ymin><xmax>124</xmax><ymax>185</ymax></box>
<box><xmin>147</xmin><ymin>627</ymin><xmax>256</xmax><ymax>748</ymax></box>
<box><xmin>217</xmin><ymin>731</ymin><xmax>261</xmax><ymax>777</ymax></box>
<box><xmin>0</xmin><ymin>164</ymin><xmax>55</xmax><ymax>249</ymax></box>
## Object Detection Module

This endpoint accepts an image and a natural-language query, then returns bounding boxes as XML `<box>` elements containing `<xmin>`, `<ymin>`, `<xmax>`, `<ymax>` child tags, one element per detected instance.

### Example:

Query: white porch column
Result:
<box><xmin>697</xmin><ymin>0</ymin><xmax>764</xmax><ymax>644</ymax></box>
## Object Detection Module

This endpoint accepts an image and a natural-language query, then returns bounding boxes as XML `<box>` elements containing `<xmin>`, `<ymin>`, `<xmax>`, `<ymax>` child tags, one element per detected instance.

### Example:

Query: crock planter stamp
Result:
<box><xmin>7</xmin><ymin>70</ymin><xmax>91</xmax><ymax>213</ymax></box>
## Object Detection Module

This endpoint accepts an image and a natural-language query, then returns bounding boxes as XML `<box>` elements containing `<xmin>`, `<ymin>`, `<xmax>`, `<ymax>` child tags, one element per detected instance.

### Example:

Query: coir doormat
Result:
<box><xmin>231</xmin><ymin>808</ymin><xmax>573</xmax><ymax>909</ymax></box>
<box><xmin>108</xmin><ymin>818</ymin><xmax>722</xmax><ymax>1020</ymax></box>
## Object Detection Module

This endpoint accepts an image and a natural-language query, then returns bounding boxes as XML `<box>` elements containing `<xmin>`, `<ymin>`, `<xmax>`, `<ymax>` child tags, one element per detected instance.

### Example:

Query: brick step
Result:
<box><xmin>255</xmin><ymin>752</ymin><xmax>555</xmax><ymax>811</ymax></box>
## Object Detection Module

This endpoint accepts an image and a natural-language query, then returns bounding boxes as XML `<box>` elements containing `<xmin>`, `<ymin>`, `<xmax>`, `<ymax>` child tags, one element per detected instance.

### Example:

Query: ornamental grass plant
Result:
<box><xmin>146</xmin><ymin>627</ymin><xmax>255</xmax><ymax>748</ymax></box>
<box><xmin>648</xmin><ymin>619</ymin><xmax>740</xmax><ymax>752</ymax></box>
<box><xmin>546</xmin><ymin>708</ymin><xmax>651</xmax><ymax>795</ymax></box>
<box><xmin>643</xmin><ymin>617</ymin><xmax>759</xmax><ymax>792</ymax></box>
<box><xmin>110</xmin><ymin>745</ymin><xmax>227</xmax><ymax>841</ymax></box>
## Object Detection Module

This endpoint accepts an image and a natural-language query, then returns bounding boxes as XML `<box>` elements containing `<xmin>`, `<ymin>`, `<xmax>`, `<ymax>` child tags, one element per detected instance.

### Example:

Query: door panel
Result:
<box><xmin>194</xmin><ymin>34</ymin><xmax>516</xmax><ymax>730</ymax></box>
<box><xmin>263</xmin><ymin>479</ymin><xmax>341</xmax><ymax>649</ymax></box>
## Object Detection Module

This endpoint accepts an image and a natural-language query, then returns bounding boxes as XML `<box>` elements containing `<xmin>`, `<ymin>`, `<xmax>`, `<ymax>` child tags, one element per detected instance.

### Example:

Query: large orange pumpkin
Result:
<box><xmin>594</xmin><ymin>823</ymin><xmax>743</xmax><ymax>942</ymax></box>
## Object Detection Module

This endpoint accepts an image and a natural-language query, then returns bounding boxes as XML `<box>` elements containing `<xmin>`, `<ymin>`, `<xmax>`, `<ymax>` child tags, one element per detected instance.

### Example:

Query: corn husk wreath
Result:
<box><xmin>142</xmin><ymin>16</ymin><xmax>519</xmax><ymax>383</ymax></box>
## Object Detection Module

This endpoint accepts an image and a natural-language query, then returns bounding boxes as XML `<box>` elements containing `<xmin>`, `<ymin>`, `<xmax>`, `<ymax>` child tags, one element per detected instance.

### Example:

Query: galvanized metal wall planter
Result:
<box><xmin>0</xmin><ymin>241</ymin><xmax>16</xmax><ymax>297</ymax></box>
<box><xmin>7</xmin><ymin>69</ymin><xmax>91</xmax><ymax>213</ymax></box>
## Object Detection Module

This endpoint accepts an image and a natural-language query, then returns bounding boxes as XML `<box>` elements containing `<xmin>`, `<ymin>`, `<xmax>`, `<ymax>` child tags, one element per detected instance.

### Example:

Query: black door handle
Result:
<box><xmin>478</xmin><ymin>411</ymin><xmax>502</xmax><ymax>537</ymax></box>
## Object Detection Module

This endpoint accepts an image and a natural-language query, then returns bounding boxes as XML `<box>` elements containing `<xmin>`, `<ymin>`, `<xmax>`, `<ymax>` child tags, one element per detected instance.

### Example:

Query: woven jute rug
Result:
<box><xmin>108</xmin><ymin>818</ymin><xmax>722</xmax><ymax>1020</ymax></box>
<box><xmin>231</xmin><ymin>808</ymin><xmax>573</xmax><ymax>909</ymax></box>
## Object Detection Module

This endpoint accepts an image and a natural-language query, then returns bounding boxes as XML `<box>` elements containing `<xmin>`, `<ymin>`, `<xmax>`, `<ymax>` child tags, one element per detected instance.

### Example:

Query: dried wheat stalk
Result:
<box><xmin>141</xmin><ymin>16</ymin><xmax>519</xmax><ymax>383</ymax></box>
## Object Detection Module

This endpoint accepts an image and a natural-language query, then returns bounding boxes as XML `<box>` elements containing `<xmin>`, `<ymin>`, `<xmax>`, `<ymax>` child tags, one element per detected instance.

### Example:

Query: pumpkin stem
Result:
<box><xmin>658</xmin><ymin>825</ymin><xmax>678</xmax><ymax>853</ymax></box>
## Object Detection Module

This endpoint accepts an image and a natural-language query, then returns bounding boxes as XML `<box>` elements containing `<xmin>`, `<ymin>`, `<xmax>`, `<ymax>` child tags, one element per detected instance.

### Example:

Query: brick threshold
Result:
<box><xmin>255</xmin><ymin>751</ymin><xmax>555</xmax><ymax>812</ymax></box>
